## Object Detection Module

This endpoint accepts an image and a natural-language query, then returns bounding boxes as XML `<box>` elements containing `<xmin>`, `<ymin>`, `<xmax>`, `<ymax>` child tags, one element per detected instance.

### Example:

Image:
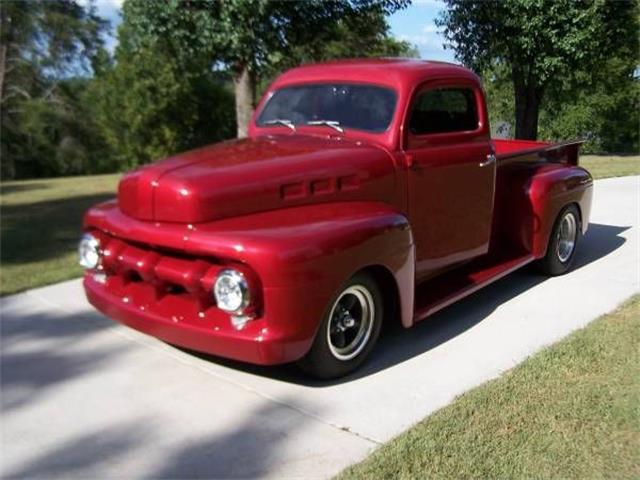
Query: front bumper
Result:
<box><xmin>84</xmin><ymin>273</ymin><xmax>314</xmax><ymax>365</ymax></box>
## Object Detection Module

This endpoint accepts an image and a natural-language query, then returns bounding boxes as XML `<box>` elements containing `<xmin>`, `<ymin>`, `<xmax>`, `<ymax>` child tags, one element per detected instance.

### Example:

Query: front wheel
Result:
<box><xmin>537</xmin><ymin>204</ymin><xmax>581</xmax><ymax>276</ymax></box>
<box><xmin>298</xmin><ymin>273</ymin><xmax>383</xmax><ymax>379</ymax></box>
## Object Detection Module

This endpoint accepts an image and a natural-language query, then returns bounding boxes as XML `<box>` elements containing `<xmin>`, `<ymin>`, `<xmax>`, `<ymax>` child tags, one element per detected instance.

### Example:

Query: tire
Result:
<box><xmin>298</xmin><ymin>272</ymin><xmax>383</xmax><ymax>379</ymax></box>
<box><xmin>537</xmin><ymin>204</ymin><xmax>581</xmax><ymax>276</ymax></box>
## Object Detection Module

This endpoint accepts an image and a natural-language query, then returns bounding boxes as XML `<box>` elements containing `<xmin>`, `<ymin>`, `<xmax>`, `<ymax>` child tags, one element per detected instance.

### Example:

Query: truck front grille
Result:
<box><xmin>95</xmin><ymin>233</ymin><xmax>223</xmax><ymax>306</ymax></box>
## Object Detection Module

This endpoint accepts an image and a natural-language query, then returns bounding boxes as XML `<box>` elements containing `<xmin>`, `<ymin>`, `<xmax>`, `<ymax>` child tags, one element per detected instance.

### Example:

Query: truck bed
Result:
<box><xmin>412</xmin><ymin>137</ymin><xmax>588</xmax><ymax>324</ymax></box>
<box><xmin>493</xmin><ymin>138</ymin><xmax>583</xmax><ymax>165</ymax></box>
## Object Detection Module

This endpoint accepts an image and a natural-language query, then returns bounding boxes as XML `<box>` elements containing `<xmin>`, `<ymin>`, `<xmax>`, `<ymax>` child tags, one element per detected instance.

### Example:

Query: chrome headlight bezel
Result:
<box><xmin>78</xmin><ymin>233</ymin><xmax>101</xmax><ymax>269</ymax></box>
<box><xmin>213</xmin><ymin>269</ymin><xmax>250</xmax><ymax>313</ymax></box>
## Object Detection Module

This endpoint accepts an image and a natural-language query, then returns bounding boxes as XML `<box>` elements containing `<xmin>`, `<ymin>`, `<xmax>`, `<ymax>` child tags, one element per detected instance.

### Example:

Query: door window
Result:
<box><xmin>409</xmin><ymin>87</ymin><xmax>478</xmax><ymax>135</ymax></box>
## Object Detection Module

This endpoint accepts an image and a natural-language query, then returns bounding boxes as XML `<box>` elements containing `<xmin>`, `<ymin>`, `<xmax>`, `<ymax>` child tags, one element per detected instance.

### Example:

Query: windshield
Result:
<box><xmin>257</xmin><ymin>83</ymin><xmax>397</xmax><ymax>133</ymax></box>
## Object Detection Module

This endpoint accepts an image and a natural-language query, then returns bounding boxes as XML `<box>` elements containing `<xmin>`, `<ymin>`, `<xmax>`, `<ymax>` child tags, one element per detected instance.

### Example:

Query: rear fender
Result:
<box><xmin>527</xmin><ymin>165</ymin><xmax>593</xmax><ymax>257</ymax></box>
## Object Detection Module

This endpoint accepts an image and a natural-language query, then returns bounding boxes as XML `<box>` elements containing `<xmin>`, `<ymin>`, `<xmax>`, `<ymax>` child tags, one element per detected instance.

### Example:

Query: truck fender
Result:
<box><xmin>191</xmin><ymin>202</ymin><xmax>418</xmax><ymax>335</ymax></box>
<box><xmin>258</xmin><ymin>202</ymin><xmax>416</xmax><ymax>332</ymax></box>
<box><xmin>527</xmin><ymin>165</ymin><xmax>593</xmax><ymax>258</ymax></box>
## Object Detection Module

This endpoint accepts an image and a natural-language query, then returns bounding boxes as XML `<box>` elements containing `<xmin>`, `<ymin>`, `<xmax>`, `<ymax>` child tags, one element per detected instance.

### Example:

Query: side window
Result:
<box><xmin>409</xmin><ymin>87</ymin><xmax>478</xmax><ymax>135</ymax></box>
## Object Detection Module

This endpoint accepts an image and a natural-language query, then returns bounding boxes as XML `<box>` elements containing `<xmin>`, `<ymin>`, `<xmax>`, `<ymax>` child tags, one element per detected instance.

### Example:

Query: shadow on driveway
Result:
<box><xmin>1</xmin><ymin>309</ymin><xmax>124</xmax><ymax>413</ymax></box>
<box><xmin>147</xmin><ymin>399</ymin><xmax>315</xmax><ymax>479</ymax></box>
<box><xmin>2</xmin><ymin>419</ymin><xmax>152</xmax><ymax>478</ymax></box>
<box><xmin>2</xmin><ymin>399</ymin><xmax>313</xmax><ymax>479</ymax></box>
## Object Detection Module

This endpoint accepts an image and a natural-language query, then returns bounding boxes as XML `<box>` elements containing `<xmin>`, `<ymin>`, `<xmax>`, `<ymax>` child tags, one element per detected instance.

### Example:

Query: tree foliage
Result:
<box><xmin>122</xmin><ymin>0</ymin><xmax>410</xmax><ymax>137</ymax></box>
<box><xmin>539</xmin><ymin>56</ymin><xmax>639</xmax><ymax>153</ymax></box>
<box><xmin>438</xmin><ymin>0</ymin><xmax>639</xmax><ymax>140</ymax></box>
<box><xmin>91</xmin><ymin>38</ymin><xmax>235</xmax><ymax>169</ymax></box>
<box><xmin>264</xmin><ymin>6</ymin><xmax>417</xmax><ymax>80</ymax></box>
<box><xmin>0</xmin><ymin>0</ymin><xmax>108</xmax><ymax>179</ymax></box>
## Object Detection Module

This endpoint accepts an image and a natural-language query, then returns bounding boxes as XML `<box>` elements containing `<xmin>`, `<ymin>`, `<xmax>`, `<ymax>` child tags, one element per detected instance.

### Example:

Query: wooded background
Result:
<box><xmin>1</xmin><ymin>0</ymin><xmax>637</xmax><ymax>180</ymax></box>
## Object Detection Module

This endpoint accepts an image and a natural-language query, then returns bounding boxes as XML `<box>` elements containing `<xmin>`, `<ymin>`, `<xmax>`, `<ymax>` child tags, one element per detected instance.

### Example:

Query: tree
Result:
<box><xmin>0</xmin><ymin>0</ymin><xmax>105</xmax><ymax>105</ymax></box>
<box><xmin>264</xmin><ymin>6</ymin><xmax>418</xmax><ymax>79</ymax></box>
<box><xmin>538</xmin><ymin>56</ymin><xmax>639</xmax><ymax>153</ymax></box>
<box><xmin>122</xmin><ymin>0</ymin><xmax>409</xmax><ymax>138</ymax></box>
<box><xmin>91</xmin><ymin>40</ymin><xmax>235</xmax><ymax>169</ymax></box>
<box><xmin>437</xmin><ymin>0</ymin><xmax>638</xmax><ymax>140</ymax></box>
<box><xmin>0</xmin><ymin>0</ymin><xmax>107</xmax><ymax>178</ymax></box>
<box><xmin>483</xmin><ymin>59</ymin><xmax>640</xmax><ymax>153</ymax></box>
<box><xmin>9</xmin><ymin>77</ymin><xmax>114</xmax><ymax>177</ymax></box>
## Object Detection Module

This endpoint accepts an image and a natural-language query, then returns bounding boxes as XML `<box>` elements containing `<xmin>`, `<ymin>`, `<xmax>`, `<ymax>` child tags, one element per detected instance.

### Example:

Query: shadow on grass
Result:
<box><xmin>187</xmin><ymin>222</ymin><xmax>630</xmax><ymax>386</ymax></box>
<box><xmin>1</xmin><ymin>182</ymin><xmax>51</xmax><ymax>195</ymax></box>
<box><xmin>584</xmin><ymin>153</ymin><xmax>640</xmax><ymax>158</ymax></box>
<box><xmin>1</xmin><ymin>193</ymin><xmax>115</xmax><ymax>265</ymax></box>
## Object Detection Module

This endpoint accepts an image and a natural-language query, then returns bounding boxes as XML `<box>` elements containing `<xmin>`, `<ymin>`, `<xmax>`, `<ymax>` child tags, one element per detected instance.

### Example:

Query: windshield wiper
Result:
<box><xmin>306</xmin><ymin>120</ymin><xmax>344</xmax><ymax>133</ymax></box>
<box><xmin>264</xmin><ymin>119</ymin><xmax>296</xmax><ymax>131</ymax></box>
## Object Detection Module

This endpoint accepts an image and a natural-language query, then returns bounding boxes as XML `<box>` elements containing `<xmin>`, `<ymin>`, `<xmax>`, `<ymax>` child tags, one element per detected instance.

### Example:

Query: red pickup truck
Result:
<box><xmin>80</xmin><ymin>59</ymin><xmax>593</xmax><ymax>378</ymax></box>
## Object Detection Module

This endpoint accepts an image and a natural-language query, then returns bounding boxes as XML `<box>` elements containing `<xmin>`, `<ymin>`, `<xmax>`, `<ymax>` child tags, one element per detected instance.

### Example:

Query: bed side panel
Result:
<box><xmin>493</xmin><ymin>158</ymin><xmax>592</xmax><ymax>257</ymax></box>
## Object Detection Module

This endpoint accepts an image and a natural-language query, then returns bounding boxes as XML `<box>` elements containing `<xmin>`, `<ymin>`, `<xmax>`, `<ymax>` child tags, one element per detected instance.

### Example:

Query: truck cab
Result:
<box><xmin>81</xmin><ymin>59</ymin><xmax>593</xmax><ymax>378</ymax></box>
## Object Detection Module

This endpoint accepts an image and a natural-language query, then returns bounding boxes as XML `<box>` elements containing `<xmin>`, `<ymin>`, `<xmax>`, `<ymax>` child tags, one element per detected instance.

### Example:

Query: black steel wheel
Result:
<box><xmin>298</xmin><ymin>272</ymin><xmax>383</xmax><ymax>379</ymax></box>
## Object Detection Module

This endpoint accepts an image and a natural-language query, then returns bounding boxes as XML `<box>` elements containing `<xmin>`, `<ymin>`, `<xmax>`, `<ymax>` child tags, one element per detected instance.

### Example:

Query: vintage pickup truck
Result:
<box><xmin>80</xmin><ymin>59</ymin><xmax>592</xmax><ymax>378</ymax></box>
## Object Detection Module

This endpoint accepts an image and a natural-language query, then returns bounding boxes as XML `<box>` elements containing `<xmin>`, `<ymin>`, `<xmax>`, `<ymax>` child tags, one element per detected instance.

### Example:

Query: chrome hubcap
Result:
<box><xmin>556</xmin><ymin>212</ymin><xmax>577</xmax><ymax>263</ymax></box>
<box><xmin>327</xmin><ymin>285</ymin><xmax>375</xmax><ymax>361</ymax></box>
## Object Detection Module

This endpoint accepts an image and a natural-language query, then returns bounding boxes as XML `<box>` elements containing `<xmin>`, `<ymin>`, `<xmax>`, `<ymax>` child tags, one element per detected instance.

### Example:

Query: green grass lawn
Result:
<box><xmin>0</xmin><ymin>174</ymin><xmax>120</xmax><ymax>295</ymax></box>
<box><xmin>0</xmin><ymin>154</ymin><xmax>637</xmax><ymax>296</ymax></box>
<box><xmin>581</xmin><ymin>154</ymin><xmax>639</xmax><ymax>179</ymax></box>
<box><xmin>338</xmin><ymin>295</ymin><xmax>640</xmax><ymax>480</ymax></box>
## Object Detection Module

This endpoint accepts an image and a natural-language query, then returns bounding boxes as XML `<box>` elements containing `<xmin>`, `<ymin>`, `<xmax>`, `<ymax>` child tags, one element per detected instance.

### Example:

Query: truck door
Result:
<box><xmin>405</xmin><ymin>80</ymin><xmax>496</xmax><ymax>281</ymax></box>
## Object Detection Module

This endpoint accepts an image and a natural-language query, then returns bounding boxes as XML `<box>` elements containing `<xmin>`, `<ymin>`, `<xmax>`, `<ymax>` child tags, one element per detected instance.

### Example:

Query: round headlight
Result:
<box><xmin>214</xmin><ymin>269</ymin><xmax>249</xmax><ymax>313</ymax></box>
<box><xmin>78</xmin><ymin>233</ymin><xmax>101</xmax><ymax>269</ymax></box>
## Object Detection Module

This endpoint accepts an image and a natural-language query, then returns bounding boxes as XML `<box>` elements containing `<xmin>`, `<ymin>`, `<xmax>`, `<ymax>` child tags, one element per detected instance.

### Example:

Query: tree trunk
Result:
<box><xmin>0</xmin><ymin>42</ymin><xmax>14</xmax><ymax>179</ymax></box>
<box><xmin>513</xmin><ymin>71</ymin><xmax>542</xmax><ymax>140</ymax></box>
<box><xmin>233</xmin><ymin>63</ymin><xmax>254</xmax><ymax>138</ymax></box>
<box><xmin>0</xmin><ymin>43</ymin><xmax>7</xmax><ymax>107</ymax></box>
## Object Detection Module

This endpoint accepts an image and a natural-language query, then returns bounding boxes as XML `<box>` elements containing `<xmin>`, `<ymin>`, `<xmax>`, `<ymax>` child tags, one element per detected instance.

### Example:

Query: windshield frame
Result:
<box><xmin>255</xmin><ymin>81</ymin><xmax>399</xmax><ymax>135</ymax></box>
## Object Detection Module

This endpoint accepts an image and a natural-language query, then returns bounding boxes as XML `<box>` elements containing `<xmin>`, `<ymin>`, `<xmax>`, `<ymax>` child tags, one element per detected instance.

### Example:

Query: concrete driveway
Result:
<box><xmin>1</xmin><ymin>175</ymin><xmax>638</xmax><ymax>479</ymax></box>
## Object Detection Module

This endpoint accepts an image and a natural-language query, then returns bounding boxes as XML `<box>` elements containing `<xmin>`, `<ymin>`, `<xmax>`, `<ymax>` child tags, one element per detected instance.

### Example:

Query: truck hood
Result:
<box><xmin>118</xmin><ymin>135</ymin><xmax>396</xmax><ymax>223</ymax></box>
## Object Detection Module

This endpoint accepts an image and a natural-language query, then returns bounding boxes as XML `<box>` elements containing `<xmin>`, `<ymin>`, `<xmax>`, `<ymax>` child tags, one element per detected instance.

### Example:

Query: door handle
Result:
<box><xmin>479</xmin><ymin>154</ymin><xmax>496</xmax><ymax>167</ymax></box>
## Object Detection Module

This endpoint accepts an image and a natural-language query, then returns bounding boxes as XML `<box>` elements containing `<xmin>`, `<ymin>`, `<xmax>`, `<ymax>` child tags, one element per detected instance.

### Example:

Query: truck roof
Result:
<box><xmin>272</xmin><ymin>58</ymin><xmax>480</xmax><ymax>92</ymax></box>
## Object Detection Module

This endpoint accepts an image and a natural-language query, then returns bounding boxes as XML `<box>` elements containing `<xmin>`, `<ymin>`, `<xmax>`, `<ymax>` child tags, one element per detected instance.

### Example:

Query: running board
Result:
<box><xmin>413</xmin><ymin>252</ymin><xmax>536</xmax><ymax>323</ymax></box>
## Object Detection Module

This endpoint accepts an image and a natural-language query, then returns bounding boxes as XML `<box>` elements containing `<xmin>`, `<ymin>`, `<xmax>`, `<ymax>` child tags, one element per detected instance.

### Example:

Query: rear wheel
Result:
<box><xmin>537</xmin><ymin>204</ymin><xmax>581</xmax><ymax>275</ymax></box>
<box><xmin>298</xmin><ymin>273</ymin><xmax>383</xmax><ymax>379</ymax></box>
